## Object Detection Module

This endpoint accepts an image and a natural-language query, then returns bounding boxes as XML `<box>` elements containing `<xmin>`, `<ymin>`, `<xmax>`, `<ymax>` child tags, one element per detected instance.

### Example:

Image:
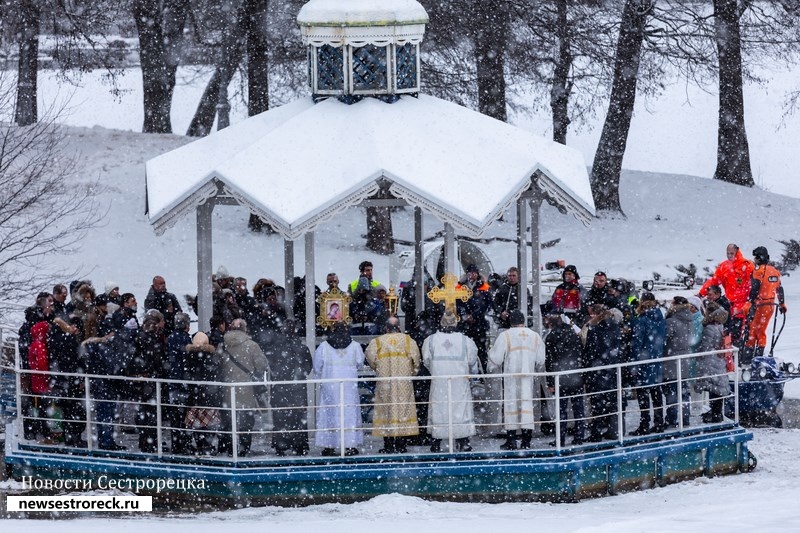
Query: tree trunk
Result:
<box><xmin>590</xmin><ymin>0</ymin><xmax>652</xmax><ymax>213</ymax></box>
<box><xmin>133</xmin><ymin>0</ymin><xmax>172</xmax><ymax>133</ymax></box>
<box><xmin>246</xmin><ymin>0</ymin><xmax>269</xmax><ymax>116</ymax></box>
<box><xmin>550</xmin><ymin>0</ymin><xmax>573</xmax><ymax>145</ymax></box>
<box><xmin>186</xmin><ymin>2</ymin><xmax>247</xmax><ymax>137</ymax></box>
<box><xmin>162</xmin><ymin>0</ymin><xmax>190</xmax><ymax>106</ymax></box>
<box><xmin>713</xmin><ymin>0</ymin><xmax>753</xmax><ymax>186</ymax></box>
<box><xmin>366</xmin><ymin>187</ymin><xmax>395</xmax><ymax>256</ymax></box>
<box><xmin>14</xmin><ymin>0</ymin><xmax>40</xmax><ymax>126</ymax></box>
<box><xmin>472</xmin><ymin>0</ymin><xmax>509</xmax><ymax>122</ymax></box>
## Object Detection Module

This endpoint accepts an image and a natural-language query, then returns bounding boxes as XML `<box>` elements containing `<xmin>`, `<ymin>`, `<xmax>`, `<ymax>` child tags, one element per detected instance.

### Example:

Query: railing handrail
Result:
<box><xmin>1</xmin><ymin>346</ymin><xmax>740</xmax><ymax>388</ymax></box>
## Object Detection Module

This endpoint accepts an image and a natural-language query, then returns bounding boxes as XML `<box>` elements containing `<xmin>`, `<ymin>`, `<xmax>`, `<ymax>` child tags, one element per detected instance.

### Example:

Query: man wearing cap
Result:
<box><xmin>548</xmin><ymin>265</ymin><xmax>586</xmax><ymax>319</ymax></box>
<box><xmin>488</xmin><ymin>310</ymin><xmax>546</xmax><ymax>450</ymax></box>
<box><xmin>630</xmin><ymin>292</ymin><xmax>666</xmax><ymax>435</ymax></box>
<box><xmin>742</xmin><ymin>246</ymin><xmax>787</xmax><ymax>364</ymax></box>
<box><xmin>165</xmin><ymin>312</ymin><xmax>194</xmax><ymax>454</ymax></box>
<box><xmin>584</xmin><ymin>271</ymin><xmax>612</xmax><ymax>309</ymax></box>
<box><xmin>422</xmin><ymin>311</ymin><xmax>481</xmax><ymax>452</ymax></box>
<box><xmin>457</xmin><ymin>264</ymin><xmax>492</xmax><ymax>370</ymax></box>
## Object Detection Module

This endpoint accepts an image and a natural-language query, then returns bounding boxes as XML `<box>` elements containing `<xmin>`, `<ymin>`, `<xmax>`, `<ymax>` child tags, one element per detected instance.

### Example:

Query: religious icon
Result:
<box><xmin>317</xmin><ymin>287</ymin><xmax>352</xmax><ymax>329</ymax></box>
<box><xmin>427</xmin><ymin>272</ymin><xmax>472</xmax><ymax>318</ymax></box>
<box><xmin>326</xmin><ymin>301</ymin><xmax>342</xmax><ymax>320</ymax></box>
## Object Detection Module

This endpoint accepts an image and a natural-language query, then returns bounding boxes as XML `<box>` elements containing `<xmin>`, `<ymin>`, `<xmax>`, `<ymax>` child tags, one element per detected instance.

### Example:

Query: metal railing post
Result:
<box><xmin>14</xmin><ymin>339</ymin><xmax>21</xmax><ymax>441</ymax></box>
<box><xmin>230</xmin><ymin>386</ymin><xmax>238</xmax><ymax>461</ymax></box>
<box><xmin>156</xmin><ymin>381</ymin><xmax>163</xmax><ymax>457</ymax></box>
<box><xmin>734</xmin><ymin>348</ymin><xmax>740</xmax><ymax>424</ymax></box>
<box><xmin>676</xmin><ymin>357</ymin><xmax>683</xmax><ymax>431</ymax></box>
<box><xmin>616</xmin><ymin>366</ymin><xmax>624</xmax><ymax>444</ymax></box>
<box><xmin>84</xmin><ymin>375</ymin><xmax>93</xmax><ymax>451</ymax></box>
<box><xmin>339</xmin><ymin>380</ymin><xmax>346</xmax><ymax>457</ymax></box>
<box><xmin>554</xmin><ymin>374</ymin><xmax>561</xmax><ymax>451</ymax></box>
<box><xmin>447</xmin><ymin>378</ymin><xmax>454</xmax><ymax>453</ymax></box>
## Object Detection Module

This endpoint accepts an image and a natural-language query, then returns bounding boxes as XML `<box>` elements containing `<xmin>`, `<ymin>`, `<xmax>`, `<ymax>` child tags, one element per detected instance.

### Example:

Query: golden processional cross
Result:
<box><xmin>427</xmin><ymin>272</ymin><xmax>473</xmax><ymax>318</ymax></box>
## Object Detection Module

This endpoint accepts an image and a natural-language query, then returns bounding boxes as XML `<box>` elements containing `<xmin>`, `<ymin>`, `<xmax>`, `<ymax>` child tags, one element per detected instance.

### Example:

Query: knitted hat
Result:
<box><xmin>105</xmin><ymin>281</ymin><xmax>119</xmax><ymax>295</ymax></box>
<box><xmin>563</xmin><ymin>265</ymin><xmax>579</xmax><ymax>280</ymax></box>
<box><xmin>753</xmin><ymin>246</ymin><xmax>770</xmax><ymax>264</ymax></box>
<box><xmin>687</xmin><ymin>295</ymin><xmax>704</xmax><ymax>314</ymax></box>
<box><xmin>192</xmin><ymin>331</ymin><xmax>210</xmax><ymax>346</ymax></box>
<box><xmin>216</xmin><ymin>265</ymin><xmax>230</xmax><ymax>279</ymax></box>
<box><xmin>466</xmin><ymin>263</ymin><xmax>479</xmax><ymax>273</ymax></box>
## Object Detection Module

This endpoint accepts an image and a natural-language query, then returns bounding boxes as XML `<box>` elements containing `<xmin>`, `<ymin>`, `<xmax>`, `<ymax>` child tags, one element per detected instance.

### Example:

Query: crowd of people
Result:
<box><xmin>13</xmin><ymin>242</ymin><xmax>786</xmax><ymax>457</ymax></box>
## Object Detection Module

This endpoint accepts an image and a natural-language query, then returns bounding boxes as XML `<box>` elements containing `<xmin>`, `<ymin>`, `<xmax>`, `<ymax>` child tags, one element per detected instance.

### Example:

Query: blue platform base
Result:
<box><xmin>5</xmin><ymin>425</ymin><xmax>754</xmax><ymax>506</ymax></box>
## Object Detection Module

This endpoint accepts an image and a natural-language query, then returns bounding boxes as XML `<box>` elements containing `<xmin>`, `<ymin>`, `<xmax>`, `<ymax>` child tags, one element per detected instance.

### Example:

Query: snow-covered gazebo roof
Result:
<box><xmin>144</xmin><ymin>0</ymin><xmax>595</xmax><ymax>341</ymax></box>
<box><xmin>146</xmin><ymin>94</ymin><xmax>594</xmax><ymax>238</ymax></box>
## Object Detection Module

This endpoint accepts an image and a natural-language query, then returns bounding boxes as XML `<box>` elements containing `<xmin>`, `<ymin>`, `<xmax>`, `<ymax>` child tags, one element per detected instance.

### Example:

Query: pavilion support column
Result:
<box><xmin>414</xmin><ymin>207</ymin><xmax>425</xmax><ymax>317</ymax></box>
<box><xmin>284</xmin><ymin>239</ymin><xmax>295</xmax><ymax>320</ymax></box>
<box><xmin>444</xmin><ymin>222</ymin><xmax>456</xmax><ymax>278</ymax></box>
<box><xmin>305</xmin><ymin>232</ymin><xmax>316</xmax><ymax>353</ymax></box>
<box><xmin>529</xmin><ymin>191</ymin><xmax>543</xmax><ymax>334</ymax></box>
<box><xmin>517</xmin><ymin>196</ymin><xmax>529</xmax><ymax>325</ymax></box>
<box><xmin>196</xmin><ymin>200</ymin><xmax>214</xmax><ymax>332</ymax></box>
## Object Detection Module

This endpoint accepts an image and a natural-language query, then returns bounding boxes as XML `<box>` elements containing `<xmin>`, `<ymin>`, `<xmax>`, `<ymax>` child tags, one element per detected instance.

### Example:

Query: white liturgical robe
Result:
<box><xmin>313</xmin><ymin>340</ymin><xmax>365</xmax><ymax>448</ymax></box>
<box><xmin>422</xmin><ymin>331</ymin><xmax>480</xmax><ymax>439</ymax></box>
<box><xmin>488</xmin><ymin>326</ymin><xmax>546</xmax><ymax>430</ymax></box>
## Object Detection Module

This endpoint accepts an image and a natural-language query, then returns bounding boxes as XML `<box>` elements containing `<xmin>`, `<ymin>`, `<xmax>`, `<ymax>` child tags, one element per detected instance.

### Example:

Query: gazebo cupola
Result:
<box><xmin>297</xmin><ymin>0</ymin><xmax>428</xmax><ymax>101</ymax></box>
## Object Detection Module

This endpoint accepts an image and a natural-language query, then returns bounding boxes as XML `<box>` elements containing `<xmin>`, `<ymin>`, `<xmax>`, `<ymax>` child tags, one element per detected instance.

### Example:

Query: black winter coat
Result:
<box><xmin>583</xmin><ymin>316</ymin><xmax>622</xmax><ymax>393</ymax></box>
<box><xmin>545</xmin><ymin>323</ymin><xmax>586</xmax><ymax>393</ymax></box>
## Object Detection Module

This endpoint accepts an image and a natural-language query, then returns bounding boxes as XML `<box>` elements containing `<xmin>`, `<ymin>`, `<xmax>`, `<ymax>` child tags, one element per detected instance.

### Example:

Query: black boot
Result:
<box><xmin>500</xmin><ymin>430</ymin><xmax>517</xmax><ymax>450</ymax></box>
<box><xmin>739</xmin><ymin>346</ymin><xmax>755</xmax><ymax>367</ymax></box>
<box><xmin>630</xmin><ymin>420</ymin><xmax>651</xmax><ymax>436</ymax></box>
<box><xmin>520</xmin><ymin>429</ymin><xmax>533</xmax><ymax>449</ymax></box>
<box><xmin>379</xmin><ymin>437</ymin><xmax>396</xmax><ymax>453</ymax></box>
<box><xmin>430</xmin><ymin>439</ymin><xmax>442</xmax><ymax>453</ymax></box>
<box><xmin>705</xmin><ymin>397</ymin><xmax>724</xmax><ymax>423</ymax></box>
<box><xmin>394</xmin><ymin>437</ymin><xmax>408</xmax><ymax>453</ymax></box>
<box><xmin>456</xmin><ymin>438</ymin><xmax>472</xmax><ymax>452</ymax></box>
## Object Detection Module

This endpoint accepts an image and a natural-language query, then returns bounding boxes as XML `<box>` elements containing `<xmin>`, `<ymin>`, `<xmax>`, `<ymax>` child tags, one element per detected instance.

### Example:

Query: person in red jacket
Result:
<box><xmin>741</xmin><ymin>246</ymin><xmax>787</xmax><ymax>364</ymax></box>
<box><xmin>698</xmin><ymin>244</ymin><xmax>754</xmax><ymax>346</ymax></box>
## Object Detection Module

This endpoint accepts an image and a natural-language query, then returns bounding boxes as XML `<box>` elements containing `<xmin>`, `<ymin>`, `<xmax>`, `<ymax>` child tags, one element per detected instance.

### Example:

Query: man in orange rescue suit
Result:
<box><xmin>741</xmin><ymin>246</ymin><xmax>787</xmax><ymax>365</ymax></box>
<box><xmin>698</xmin><ymin>243</ymin><xmax>754</xmax><ymax>347</ymax></box>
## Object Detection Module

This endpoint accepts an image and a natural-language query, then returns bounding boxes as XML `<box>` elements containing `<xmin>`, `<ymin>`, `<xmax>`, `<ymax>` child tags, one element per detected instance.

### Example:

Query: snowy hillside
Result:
<box><xmin>2</xmin><ymin>69</ymin><xmax>799</xmax><ymax>529</ymax></box>
<box><xmin>46</xmin><ymin>124</ymin><xmax>800</xmax><ymax>379</ymax></box>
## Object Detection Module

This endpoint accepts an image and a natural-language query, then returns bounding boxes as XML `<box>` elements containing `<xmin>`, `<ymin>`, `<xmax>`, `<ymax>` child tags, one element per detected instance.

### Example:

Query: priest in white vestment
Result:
<box><xmin>313</xmin><ymin>323</ymin><xmax>365</xmax><ymax>456</ymax></box>
<box><xmin>487</xmin><ymin>310</ymin><xmax>546</xmax><ymax>449</ymax></box>
<box><xmin>422</xmin><ymin>311</ymin><xmax>480</xmax><ymax>452</ymax></box>
<box><xmin>365</xmin><ymin>317</ymin><xmax>421</xmax><ymax>453</ymax></box>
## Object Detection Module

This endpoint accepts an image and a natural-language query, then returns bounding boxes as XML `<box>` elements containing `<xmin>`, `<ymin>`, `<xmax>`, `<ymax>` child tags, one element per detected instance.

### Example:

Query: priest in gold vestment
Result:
<box><xmin>365</xmin><ymin>317</ymin><xmax>421</xmax><ymax>453</ymax></box>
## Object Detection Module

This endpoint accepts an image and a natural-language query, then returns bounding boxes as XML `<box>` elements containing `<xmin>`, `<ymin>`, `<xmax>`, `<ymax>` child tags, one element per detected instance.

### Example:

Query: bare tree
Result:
<box><xmin>246</xmin><ymin>0</ymin><xmax>269</xmax><ymax>116</ymax></box>
<box><xmin>591</xmin><ymin>0</ymin><xmax>655</xmax><ymax>214</ymax></box>
<box><xmin>0</xmin><ymin>86</ymin><xmax>103</xmax><ymax>313</ymax></box>
<box><xmin>365</xmin><ymin>183</ymin><xmax>395</xmax><ymax>256</ymax></box>
<box><xmin>132</xmin><ymin>0</ymin><xmax>190</xmax><ymax>133</ymax></box>
<box><xmin>6</xmin><ymin>0</ymin><xmax>131</xmax><ymax>126</ymax></box>
<box><xmin>712</xmin><ymin>0</ymin><xmax>752</xmax><ymax>186</ymax></box>
<box><xmin>472</xmin><ymin>0</ymin><xmax>511</xmax><ymax>121</ymax></box>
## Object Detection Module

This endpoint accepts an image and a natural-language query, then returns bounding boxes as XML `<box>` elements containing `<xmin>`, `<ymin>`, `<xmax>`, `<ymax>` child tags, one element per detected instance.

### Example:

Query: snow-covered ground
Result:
<box><xmin>2</xmin><ymin>66</ymin><xmax>800</xmax><ymax>527</ymax></box>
